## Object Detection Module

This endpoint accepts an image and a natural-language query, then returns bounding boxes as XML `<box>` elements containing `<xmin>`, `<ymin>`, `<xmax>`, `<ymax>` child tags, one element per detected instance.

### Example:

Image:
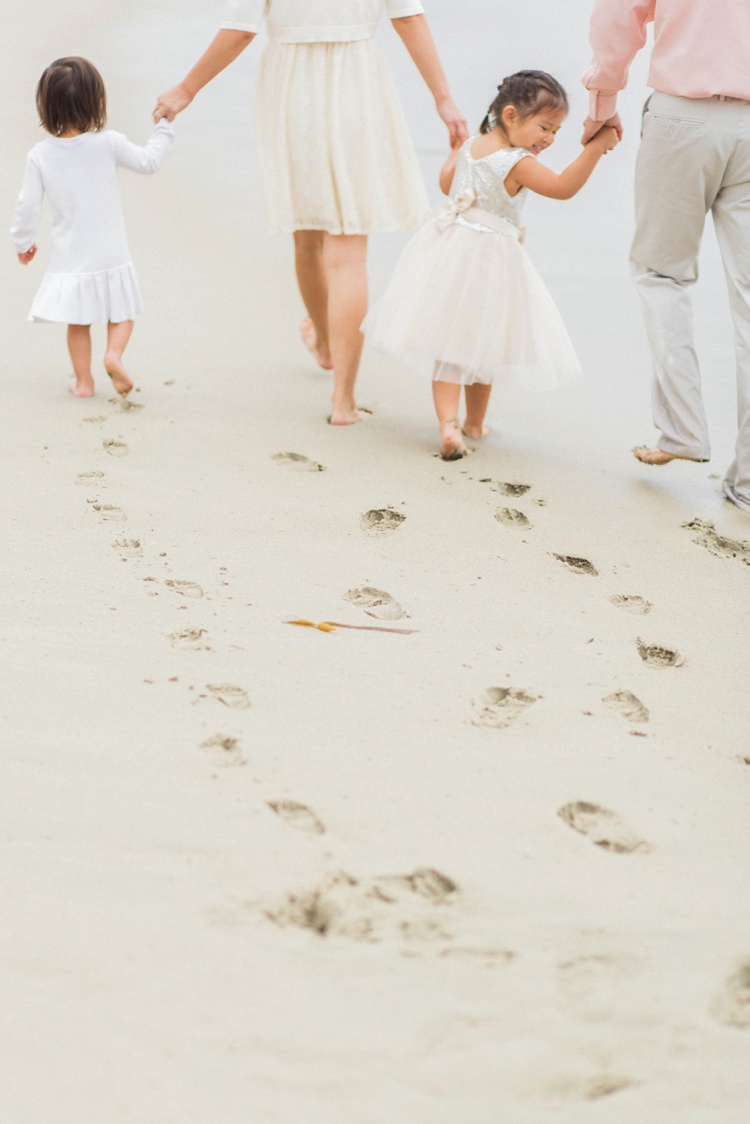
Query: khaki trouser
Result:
<box><xmin>631</xmin><ymin>91</ymin><xmax>750</xmax><ymax>509</ymax></box>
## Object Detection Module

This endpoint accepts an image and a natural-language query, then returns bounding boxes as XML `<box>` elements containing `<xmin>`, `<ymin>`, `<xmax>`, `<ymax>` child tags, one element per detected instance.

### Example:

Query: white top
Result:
<box><xmin>221</xmin><ymin>0</ymin><xmax>425</xmax><ymax>42</ymax></box>
<box><xmin>10</xmin><ymin>121</ymin><xmax>174</xmax><ymax>272</ymax></box>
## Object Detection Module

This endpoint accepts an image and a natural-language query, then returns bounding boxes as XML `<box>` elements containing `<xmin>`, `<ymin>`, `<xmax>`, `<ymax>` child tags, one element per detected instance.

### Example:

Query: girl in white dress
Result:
<box><xmin>364</xmin><ymin>71</ymin><xmax>619</xmax><ymax>459</ymax></box>
<box><xmin>11</xmin><ymin>57</ymin><xmax>174</xmax><ymax>398</ymax></box>
<box><xmin>153</xmin><ymin>1</ymin><xmax>468</xmax><ymax>425</ymax></box>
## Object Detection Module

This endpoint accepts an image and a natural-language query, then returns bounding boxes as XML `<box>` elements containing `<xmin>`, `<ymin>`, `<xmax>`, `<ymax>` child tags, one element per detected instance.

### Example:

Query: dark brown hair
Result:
<box><xmin>480</xmin><ymin>70</ymin><xmax>568</xmax><ymax>135</ymax></box>
<box><xmin>36</xmin><ymin>57</ymin><xmax>106</xmax><ymax>136</ymax></box>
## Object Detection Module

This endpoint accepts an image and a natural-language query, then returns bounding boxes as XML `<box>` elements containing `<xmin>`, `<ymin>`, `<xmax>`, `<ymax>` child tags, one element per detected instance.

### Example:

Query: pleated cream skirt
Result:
<box><xmin>254</xmin><ymin>38</ymin><xmax>429</xmax><ymax>235</ymax></box>
<box><xmin>29</xmin><ymin>263</ymin><xmax>143</xmax><ymax>324</ymax></box>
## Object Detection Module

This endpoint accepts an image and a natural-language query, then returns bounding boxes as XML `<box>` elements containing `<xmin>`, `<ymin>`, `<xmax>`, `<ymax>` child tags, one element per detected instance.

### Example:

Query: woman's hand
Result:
<box><xmin>436</xmin><ymin>97</ymin><xmax>469</xmax><ymax>146</ymax></box>
<box><xmin>153</xmin><ymin>83</ymin><xmax>194</xmax><ymax>124</ymax></box>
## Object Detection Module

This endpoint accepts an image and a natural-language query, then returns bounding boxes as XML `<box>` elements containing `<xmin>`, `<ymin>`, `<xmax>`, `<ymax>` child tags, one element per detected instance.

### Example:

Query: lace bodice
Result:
<box><xmin>450</xmin><ymin>141</ymin><xmax>532</xmax><ymax>229</ymax></box>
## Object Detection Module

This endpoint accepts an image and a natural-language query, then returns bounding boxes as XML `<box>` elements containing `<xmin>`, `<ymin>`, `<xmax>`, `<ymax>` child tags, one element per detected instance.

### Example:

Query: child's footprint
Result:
<box><xmin>471</xmin><ymin>687</ymin><xmax>537</xmax><ymax>729</ymax></box>
<box><xmin>557</xmin><ymin>801</ymin><xmax>651</xmax><ymax>854</ymax></box>
<box><xmin>610</xmin><ymin>594</ymin><xmax>652</xmax><ymax>615</ymax></box>
<box><xmin>103</xmin><ymin>438</ymin><xmax>128</xmax><ymax>457</ymax></box>
<box><xmin>92</xmin><ymin>503</ymin><xmax>125</xmax><ymax>522</ymax></box>
<box><xmin>268</xmin><ymin>801</ymin><xmax>326</xmax><ymax>835</ymax></box>
<box><xmin>495</xmin><ymin>507</ymin><xmax>531</xmax><ymax>528</ymax></box>
<box><xmin>343</xmin><ymin>586</ymin><xmax>408</xmax><ymax>620</ymax></box>
<box><xmin>602</xmin><ymin>690</ymin><xmax>649</xmax><ymax>724</ymax></box>
<box><xmin>165</xmin><ymin>579</ymin><xmax>204</xmax><ymax>599</ymax></box>
<box><xmin>712</xmin><ymin>961</ymin><xmax>750</xmax><ymax>1028</ymax></box>
<box><xmin>636</xmin><ymin>638</ymin><xmax>684</xmax><ymax>668</ymax></box>
<box><xmin>271</xmin><ymin>452</ymin><xmax>326</xmax><ymax>472</ymax></box>
<box><xmin>206</xmin><ymin>683</ymin><xmax>250</xmax><ymax>709</ymax></box>
<box><xmin>168</xmin><ymin>627</ymin><xmax>211</xmax><ymax>651</ymax></box>
<box><xmin>553</xmin><ymin>554</ymin><xmax>598</xmax><ymax>576</ymax></box>
<box><xmin>200</xmin><ymin>733</ymin><xmax>245</xmax><ymax>766</ymax></box>
<box><xmin>360</xmin><ymin>508</ymin><xmax>406</xmax><ymax>536</ymax></box>
<box><xmin>76</xmin><ymin>470</ymin><xmax>105</xmax><ymax>486</ymax></box>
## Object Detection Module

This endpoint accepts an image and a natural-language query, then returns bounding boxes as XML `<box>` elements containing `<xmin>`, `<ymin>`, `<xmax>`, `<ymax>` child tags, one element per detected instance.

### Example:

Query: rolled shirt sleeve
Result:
<box><xmin>582</xmin><ymin>0</ymin><xmax>655</xmax><ymax>120</ymax></box>
<box><xmin>10</xmin><ymin>151</ymin><xmax>44</xmax><ymax>254</ymax></box>
<box><xmin>221</xmin><ymin>0</ymin><xmax>265</xmax><ymax>32</ymax></box>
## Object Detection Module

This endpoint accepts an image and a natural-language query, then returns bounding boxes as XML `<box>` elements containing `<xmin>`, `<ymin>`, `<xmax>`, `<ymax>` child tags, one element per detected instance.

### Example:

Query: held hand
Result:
<box><xmin>153</xmin><ymin>83</ymin><xmax>193</xmax><ymax>123</ymax></box>
<box><xmin>582</xmin><ymin>113</ymin><xmax>623</xmax><ymax>144</ymax></box>
<box><xmin>436</xmin><ymin>97</ymin><xmax>469</xmax><ymax>146</ymax></box>
<box><xmin>17</xmin><ymin>244</ymin><xmax>37</xmax><ymax>265</ymax></box>
<box><xmin>588</xmin><ymin>125</ymin><xmax>620</xmax><ymax>154</ymax></box>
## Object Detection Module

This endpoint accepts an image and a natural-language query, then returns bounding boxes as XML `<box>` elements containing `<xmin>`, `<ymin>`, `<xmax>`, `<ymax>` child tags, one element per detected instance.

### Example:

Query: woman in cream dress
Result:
<box><xmin>154</xmin><ymin>0</ymin><xmax>467</xmax><ymax>424</ymax></box>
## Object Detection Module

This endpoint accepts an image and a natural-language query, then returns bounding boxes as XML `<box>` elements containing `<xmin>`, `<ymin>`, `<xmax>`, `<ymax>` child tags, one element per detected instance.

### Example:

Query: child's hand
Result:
<box><xmin>587</xmin><ymin>125</ymin><xmax>619</xmax><ymax>154</ymax></box>
<box><xmin>17</xmin><ymin>244</ymin><xmax>37</xmax><ymax>265</ymax></box>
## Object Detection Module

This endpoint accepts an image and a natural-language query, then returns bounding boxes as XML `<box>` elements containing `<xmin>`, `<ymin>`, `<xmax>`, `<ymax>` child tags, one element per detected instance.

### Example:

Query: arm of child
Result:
<box><xmin>438</xmin><ymin>139</ymin><xmax>463</xmax><ymax>195</ymax></box>
<box><xmin>10</xmin><ymin>152</ymin><xmax>44</xmax><ymax>262</ymax></box>
<box><xmin>507</xmin><ymin>127</ymin><xmax>619</xmax><ymax>200</ymax></box>
<box><xmin>110</xmin><ymin>118</ymin><xmax>176</xmax><ymax>175</ymax></box>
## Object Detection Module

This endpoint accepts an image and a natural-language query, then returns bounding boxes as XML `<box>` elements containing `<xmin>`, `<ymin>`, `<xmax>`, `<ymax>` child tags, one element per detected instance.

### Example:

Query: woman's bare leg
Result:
<box><xmin>432</xmin><ymin>377</ymin><xmax>467</xmax><ymax>459</ymax></box>
<box><xmin>104</xmin><ymin>320</ymin><xmax>134</xmax><ymax>397</ymax></box>
<box><xmin>294</xmin><ymin>230</ymin><xmax>333</xmax><ymax>369</ymax></box>
<box><xmin>463</xmin><ymin>382</ymin><xmax>492</xmax><ymax>438</ymax></box>
<box><xmin>67</xmin><ymin>324</ymin><xmax>95</xmax><ymax>397</ymax></box>
<box><xmin>324</xmin><ymin>233</ymin><xmax>369</xmax><ymax>425</ymax></box>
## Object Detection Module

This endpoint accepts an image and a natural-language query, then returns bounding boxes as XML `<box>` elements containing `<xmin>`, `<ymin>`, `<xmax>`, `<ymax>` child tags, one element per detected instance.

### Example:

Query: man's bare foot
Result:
<box><xmin>104</xmin><ymin>354</ymin><xmax>134</xmax><ymax>398</ymax></box>
<box><xmin>440</xmin><ymin>418</ymin><xmax>468</xmax><ymax>460</ymax></box>
<box><xmin>327</xmin><ymin>407</ymin><xmax>371</xmax><ymax>426</ymax></box>
<box><xmin>463</xmin><ymin>423</ymin><xmax>491</xmax><ymax>439</ymax></box>
<box><xmin>633</xmin><ymin>445</ymin><xmax>708</xmax><ymax>466</ymax></box>
<box><xmin>300</xmin><ymin>318</ymin><xmax>333</xmax><ymax>370</ymax></box>
<box><xmin>69</xmin><ymin>379</ymin><xmax>95</xmax><ymax>398</ymax></box>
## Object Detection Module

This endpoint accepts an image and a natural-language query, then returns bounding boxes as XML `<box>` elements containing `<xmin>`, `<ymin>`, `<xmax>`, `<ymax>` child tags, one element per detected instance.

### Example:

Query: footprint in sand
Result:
<box><xmin>610</xmin><ymin>594</ymin><xmax>653</xmax><ymax>615</ymax></box>
<box><xmin>268</xmin><ymin>801</ymin><xmax>326</xmax><ymax>835</ymax></box>
<box><xmin>110</xmin><ymin>397</ymin><xmax>144</xmax><ymax>412</ymax></box>
<box><xmin>81</xmin><ymin>414</ymin><xmax>107</xmax><ymax>425</ymax></box>
<box><xmin>75</xmin><ymin>470</ymin><xmax>105</xmax><ymax>486</ymax></box>
<box><xmin>200</xmin><ymin>733</ymin><xmax>245</xmax><ymax>766</ymax></box>
<box><xmin>168</xmin><ymin>627</ymin><xmax>211</xmax><ymax>651</ymax></box>
<box><xmin>682</xmin><ymin>518</ymin><xmax>750</xmax><ymax>565</ymax></box>
<box><xmin>603</xmin><ymin>690</ymin><xmax>649</xmax><ymax>724</ymax></box>
<box><xmin>712</xmin><ymin>961</ymin><xmax>750</xmax><ymax>1028</ymax></box>
<box><xmin>480</xmin><ymin>478</ymin><xmax>532</xmax><ymax>497</ymax></box>
<box><xmin>495</xmin><ymin>507</ymin><xmax>531</xmax><ymax>528</ymax></box>
<box><xmin>103</xmin><ymin>438</ymin><xmax>128</xmax><ymax>457</ymax></box>
<box><xmin>534</xmin><ymin>1072</ymin><xmax>636</xmax><ymax>1103</ymax></box>
<box><xmin>112</xmin><ymin>536</ymin><xmax>141</xmax><ymax>557</ymax></box>
<box><xmin>558</xmin><ymin>801</ymin><xmax>651</xmax><ymax>854</ymax></box>
<box><xmin>553</xmin><ymin>554</ymin><xmax>598</xmax><ymax>576</ymax></box>
<box><xmin>271</xmin><ymin>452</ymin><xmax>326</xmax><ymax>473</ymax></box>
<box><xmin>471</xmin><ymin>687</ymin><xmax>537</xmax><ymax>729</ymax></box>
<box><xmin>165</xmin><ymin>579</ymin><xmax>204</xmax><ymax>599</ymax></box>
<box><xmin>556</xmin><ymin>954</ymin><xmax>631</xmax><ymax>1021</ymax></box>
<box><xmin>344</xmin><ymin>586</ymin><xmax>409</xmax><ymax>620</ymax></box>
<box><xmin>360</xmin><ymin>508</ymin><xmax>406</xmax><ymax>536</ymax></box>
<box><xmin>206</xmin><ymin>683</ymin><xmax>250</xmax><ymax>709</ymax></box>
<box><xmin>636</xmin><ymin>638</ymin><xmax>684</xmax><ymax>668</ymax></box>
<box><xmin>267</xmin><ymin>867</ymin><xmax>458</xmax><ymax>943</ymax></box>
<box><xmin>91</xmin><ymin>503</ymin><xmax>125</xmax><ymax>522</ymax></box>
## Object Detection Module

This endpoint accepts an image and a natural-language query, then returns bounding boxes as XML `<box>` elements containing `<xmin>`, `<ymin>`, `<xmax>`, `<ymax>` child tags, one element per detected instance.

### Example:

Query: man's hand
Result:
<box><xmin>17</xmin><ymin>245</ymin><xmax>37</xmax><ymax>265</ymax></box>
<box><xmin>582</xmin><ymin>114</ymin><xmax>623</xmax><ymax>144</ymax></box>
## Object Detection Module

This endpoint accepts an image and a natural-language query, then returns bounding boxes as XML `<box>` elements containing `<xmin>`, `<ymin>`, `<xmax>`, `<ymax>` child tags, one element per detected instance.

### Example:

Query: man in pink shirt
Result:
<box><xmin>582</xmin><ymin>0</ymin><xmax>750</xmax><ymax>514</ymax></box>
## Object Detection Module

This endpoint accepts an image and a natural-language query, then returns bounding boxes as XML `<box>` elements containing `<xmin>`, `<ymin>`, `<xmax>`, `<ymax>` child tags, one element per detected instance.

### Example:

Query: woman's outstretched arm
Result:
<box><xmin>391</xmin><ymin>15</ymin><xmax>469</xmax><ymax>145</ymax></box>
<box><xmin>154</xmin><ymin>29</ymin><xmax>256</xmax><ymax>121</ymax></box>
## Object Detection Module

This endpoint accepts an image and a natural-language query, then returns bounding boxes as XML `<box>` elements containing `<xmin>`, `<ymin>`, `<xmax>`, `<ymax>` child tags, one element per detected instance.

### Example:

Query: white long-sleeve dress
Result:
<box><xmin>221</xmin><ymin>0</ymin><xmax>429</xmax><ymax>234</ymax></box>
<box><xmin>10</xmin><ymin>119</ymin><xmax>174</xmax><ymax>324</ymax></box>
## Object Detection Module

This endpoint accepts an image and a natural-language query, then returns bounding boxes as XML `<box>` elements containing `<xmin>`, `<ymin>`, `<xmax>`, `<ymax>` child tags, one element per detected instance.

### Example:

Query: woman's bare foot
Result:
<box><xmin>462</xmin><ymin>423</ymin><xmax>491</xmax><ymax>439</ymax></box>
<box><xmin>440</xmin><ymin>418</ymin><xmax>468</xmax><ymax>460</ymax></box>
<box><xmin>104</xmin><ymin>353</ymin><xmax>134</xmax><ymax>398</ymax></box>
<box><xmin>69</xmin><ymin>378</ymin><xmax>95</xmax><ymax>398</ymax></box>
<box><xmin>328</xmin><ymin>407</ymin><xmax>371</xmax><ymax>426</ymax></box>
<box><xmin>633</xmin><ymin>445</ymin><xmax>708</xmax><ymax>466</ymax></box>
<box><xmin>300</xmin><ymin>318</ymin><xmax>333</xmax><ymax>370</ymax></box>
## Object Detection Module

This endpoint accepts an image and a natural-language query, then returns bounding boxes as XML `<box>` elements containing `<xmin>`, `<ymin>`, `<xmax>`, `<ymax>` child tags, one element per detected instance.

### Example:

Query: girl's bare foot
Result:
<box><xmin>633</xmin><ymin>445</ymin><xmax>708</xmax><ymax>466</ymax></box>
<box><xmin>328</xmin><ymin>407</ymin><xmax>371</xmax><ymax>426</ymax></box>
<box><xmin>69</xmin><ymin>379</ymin><xmax>95</xmax><ymax>398</ymax></box>
<box><xmin>440</xmin><ymin>418</ymin><xmax>468</xmax><ymax>460</ymax></box>
<box><xmin>300</xmin><ymin>318</ymin><xmax>333</xmax><ymax>370</ymax></box>
<box><xmin>104</xmin><ymin>353</ymin><xmax>134</xmax><ymax>398</ymax></box>
<box><xmin>463</xmin><ymin>423</ymin><xmax>491</xmax><ymax>439</ymax></box>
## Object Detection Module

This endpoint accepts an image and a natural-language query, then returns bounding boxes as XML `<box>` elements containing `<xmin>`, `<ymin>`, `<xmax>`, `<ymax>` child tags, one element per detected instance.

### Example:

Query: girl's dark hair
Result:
<box><xmin>480</xmin><ymin>70</ymin><xmax>568</xmax><ymax>135</ymax></box>
<box><xmin>36</xmin><ymin>57</ymin><xmax>106</xmax><ymax>136</ymax></box>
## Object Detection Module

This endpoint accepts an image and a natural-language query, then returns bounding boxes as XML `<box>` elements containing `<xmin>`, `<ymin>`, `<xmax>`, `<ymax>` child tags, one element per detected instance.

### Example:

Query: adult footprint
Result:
<box><xmin>271</xmin><ymin>452</ymin><xmax>325</xmax><ymax>473</ymax></box>
<box><xmin>92</xmin><ymin>503</ymin><xmax>125</xmax><ymax>522</ymax></box>
<box><xmin>553</xmin><ymin>554</ymin><xmax>598</xmax><ymax>576</ymax></box>
<box><xmin>200</xmin><ymin>733</ymin><xmax>245</xmax><ymax>765</ymax></box>
<box><xmin>112</xmin><ymin>536</ymin><xmax>141</xmax><ymax>557</ymax></box>
<box><xmin>636</xmin><ymin>638</ymin><xmax>684</xmax><ymax>668</ymax></box>
<box><xmin>344</xmin><ymin>586</ymin><xmax>408</xmax><ymax>620</ymax></box>
<box><xmin>360</xmin><ymin>508</ymin><xmax>406</xmax><ymax>536</ymax></box>
<box><xmin>480</xmin><ymin>478</ymin><xmax>531</xmax><ymax>496</ymax></box>
<box><xmin>682</xmin><ymin>518</ymin><xmax>750</xmax><ymax>565</ymax></box>
<box><xmin>268</xmin><ymin>801</ymin><xmax>325</xmax><ymax>835</ymax></box>
<box><xmin>495</xmin><ymin>507</ymin><xmax>531</xmax><ymax>528</ymax></box>
<box><xmin>471</xmin><ymin>687</ymin><xmax>537</xmax><ymax>729</ymax></box>
<box><xmin>372</xmin><ymin>868</ymin><xmax>458</xmax><ymax>903</ymax></box>
<box><xmin>712</xmin><ymin>961</ymin><xmax>750</xmax><ymax>1028</ymax></box>
<box><xmin>168</xmin><ymin>627</ymin><xmax>210</xmax><ymax>651</ymax></box>
<box><xmin>165</xmin><ymin>579</ymin><xmax>204</xmax><ymax>599</ymax></box>
<box><xmin>610</xmin><ymin>594</ymin><xmax>653</xmax><ymax>615</ymax></box>
<box><xmin>206</xmin><ymin>683</ymin><xmax>250</xmax><ymax>709</ymax></box>
<box><xmin>603</xmin><ymin>690</ymin><xmax>649</xmax><ymax>724</ymax></box>
<box><xmin>558</xmin><ymin>801</ymin><xmax>651</xmax><ymax>854</ymax></box>
<box><xmin>103</xmin><ymin>438</ymin><xmax>128</xmax><ymax>457</ymax></box>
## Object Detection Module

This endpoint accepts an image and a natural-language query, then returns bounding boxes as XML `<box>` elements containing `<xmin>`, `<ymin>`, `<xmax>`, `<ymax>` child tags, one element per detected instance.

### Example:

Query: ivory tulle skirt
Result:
<box><xmin>254</xmin><ymin>39</ymin><xmax>429</xmax><ymax>235</ymax></box>
<box><xmin>29</xmin><ymin>262</ymin><xmax>143</xmax><ymax>324</ymax></box>
<box><xmin>364</xmin><ymin>212</ymin><xmax>581</xmax><ymax>389</ymax></box>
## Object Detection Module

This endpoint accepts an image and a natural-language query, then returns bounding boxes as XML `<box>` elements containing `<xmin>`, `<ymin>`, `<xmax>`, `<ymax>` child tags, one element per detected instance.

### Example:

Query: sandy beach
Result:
<box><xmin>2</xmin><ymin>2</ymin><xmax>750</xmax><ymax>1120</ymax></box>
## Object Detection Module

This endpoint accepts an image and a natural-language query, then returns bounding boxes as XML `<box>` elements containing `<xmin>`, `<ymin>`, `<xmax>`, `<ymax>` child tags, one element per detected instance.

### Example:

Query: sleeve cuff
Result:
<box><xmin>589</xmin><ymin>91</ymin><xmax>618</xmax><ymax>121</ymax></box>
<box><xmin>220</xmin><ymin>21</ymin><xmax>260</xmax><ymax>32</ymax></box>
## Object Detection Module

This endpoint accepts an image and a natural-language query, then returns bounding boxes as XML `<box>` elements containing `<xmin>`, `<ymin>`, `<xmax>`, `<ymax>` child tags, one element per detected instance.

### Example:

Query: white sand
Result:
<box><xmin>2</xmin><ymin>3</ymin><xmax>750</xmax><ymax>1121</ymax></box>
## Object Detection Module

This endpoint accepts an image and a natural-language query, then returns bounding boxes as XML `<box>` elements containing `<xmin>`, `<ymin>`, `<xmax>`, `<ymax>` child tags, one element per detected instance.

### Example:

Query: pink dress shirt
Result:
<box><xmin>583</xmin><ymin>0</ymin><xmax>750</xmax><ymax>120</ymax></box>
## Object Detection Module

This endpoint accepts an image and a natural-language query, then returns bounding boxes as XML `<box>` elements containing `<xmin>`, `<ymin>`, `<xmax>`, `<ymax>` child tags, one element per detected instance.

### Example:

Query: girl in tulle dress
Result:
<box><xmin>364</xmin><ymin>70</ymin><xmax>619</xmax><ymax>459</ymax></box>
<box><xmin>11</xmin><ymin>58</ymin><xmax>174</xmax><ymax>397</ymax></box>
